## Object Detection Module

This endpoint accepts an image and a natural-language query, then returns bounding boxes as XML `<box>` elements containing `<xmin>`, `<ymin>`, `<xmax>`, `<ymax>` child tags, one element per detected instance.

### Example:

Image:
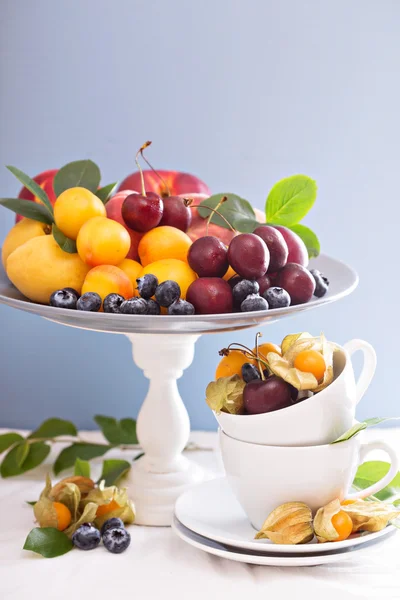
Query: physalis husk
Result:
<box><xmin>267</xmin><ymin>332</ymin><xmax>336</xmax><ymax>391</ymax></box>
<box><xmin>255</xmin><ymin>502</ymin><xmax>314</xmax><ymax>545</ymax></box>
<box><xmin>341</xmin><ymin>500</ymin><xmax>400</xmax><ymax>533</ymax></box>
<box><xmin>205</xmin><ymin>375</ymin><xmax>246</xmax><ymax>414</ymax></box>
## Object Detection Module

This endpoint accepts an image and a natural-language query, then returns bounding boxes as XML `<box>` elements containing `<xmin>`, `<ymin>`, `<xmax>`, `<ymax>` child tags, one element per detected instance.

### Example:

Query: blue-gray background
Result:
<box><xmin>0</xmin><ymin>0</ymin><xmax>398</xmax><ymax>430</ymax></box>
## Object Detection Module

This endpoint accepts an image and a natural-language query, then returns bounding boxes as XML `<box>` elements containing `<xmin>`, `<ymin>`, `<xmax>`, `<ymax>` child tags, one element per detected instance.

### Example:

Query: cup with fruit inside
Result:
<box><xmin>219</xmin><ymin>429</ymin><xmax>399</xmax><ymax>531</ymax></box>
<box><xmin>206</xmin><ymin>333</ymin><xmax>377</xmax><ymax>446</ymax></box>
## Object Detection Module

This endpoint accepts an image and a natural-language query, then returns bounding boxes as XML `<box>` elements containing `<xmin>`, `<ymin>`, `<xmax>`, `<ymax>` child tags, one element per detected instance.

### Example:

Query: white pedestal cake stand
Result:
<box><xmin>0</xmin><ymin>255</ymin><xmax>358</xmax><ymax>526</ymax></box>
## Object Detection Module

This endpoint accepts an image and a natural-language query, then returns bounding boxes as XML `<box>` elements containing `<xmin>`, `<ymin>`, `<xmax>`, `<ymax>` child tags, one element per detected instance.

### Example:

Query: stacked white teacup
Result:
<box><xmin>215</xmin><ymin>339</ymin><xmax>399</xmax><ymax>530</ymax></box>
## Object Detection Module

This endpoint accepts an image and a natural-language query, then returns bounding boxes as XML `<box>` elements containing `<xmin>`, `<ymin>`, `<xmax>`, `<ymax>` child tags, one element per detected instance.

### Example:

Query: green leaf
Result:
<box><xmin>23</xmin><ymin>527</ymin><xmax>73</xmax><ymax>558</ymax></box>
<box><xmin>231</xmin><ymin>217</ymin><xmax>261</xmax><ymax>233</ymax></box>
<box><xmin>0</xmin><ymin>432</ymin><xmax>24</xmax><ymax>453</ymax></box>
<box><xmin>1</xmin><ymin>442</ymin><xmax>50</xmax><ymax>477</ymax></box>
<box><xmin>98</xmin><ymin>459</ymin><xmax>131</xmax><ymax>486</ymax></box>
<box><xmin>29</xmin><ymin>418</ymin><xmax>78</xmax><ymax>440</ymax></box>
<box><xmin>197</xmin><ymin>193</ymin><xmax>255</xmax><ymax>231</ymax></box>
<box><xmin>53</xmin><ymin>160</ymin><xmax>101</xmax><ymax>197</ymax></box>
<box><xmin>95</xmin><ymin>182</ymin><xmax>118</xmax><ymax>204</ymax></box>
<box><xmin>15</xmin><ymin>440</ymin><xmax>29</xmax><ymax>468</ymax></box>
<box><xmin>74</xmin><ymin>458</ymin><xmax>91</xmax><ymax>478</ymax></box>
<box><xmin>331</xmin><ymin>417</ymin><xmax>400</xmax><ymax>444</ymax></box>
<box><xmin>266</xmin><ymin>175</ymin><xmax>317</xmax><ymax>226</ymax></box>
<box><xmin>54</xmin><ymin>443</ymin><xmax>111</xmax><ymax>475</ymax></box>
<box><xmin>6</xmin><ymin>166</ymin><xmax>54</xmax><ymax>216</ymax></box>
<box><xmin>52</xmin><ymin>224</ymin><xmax>77</xmax><ymax>253</ymax></box>
<box><xmin>26</xmin><ymin>501</ymin><xmax>36</xmax><ymax>506</ymax></box>
<box><xmin>353</xmin><ymin>461</ymin><xmax>400</xmax><ymax>501</ymax></box>
<box><xmin>393</xmin><ymin>499</ymin><xmax>400</xmax><ymax>507</ymax></box>
<box><xmin>0</xmin><ymin>198</ymin><xmax>54</xmax><ymax>225</ymax></box>
<box><xmin>289</xmin><ymin>224</ymin><xmax>320</xmax><ymax>258</ymax></box>
<box><xmin>94</xmin><ymin>415</ymin><xmax>138</xmax><ymax>445</ymax></box>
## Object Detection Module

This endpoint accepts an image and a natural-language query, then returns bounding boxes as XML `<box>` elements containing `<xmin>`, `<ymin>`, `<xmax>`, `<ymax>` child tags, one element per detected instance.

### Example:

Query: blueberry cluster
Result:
<box><xmin>229</xmin><ymin>267</ymin><xmax>329</xmax><ymax>314</ymax></box>
<box><xmin>72</xmin><ymin>517</ymin><xmax>131</xmax><ymax>554</ymax></box>
<box><xmin>49</xmin><ymin>274</ymin><xmax>196</xmax><ymax>315</ymax></box>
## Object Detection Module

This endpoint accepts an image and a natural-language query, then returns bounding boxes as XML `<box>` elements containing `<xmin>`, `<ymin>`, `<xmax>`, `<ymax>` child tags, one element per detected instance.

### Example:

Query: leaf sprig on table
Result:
<box><xmin>0</xmin><ymin>415</ymin><xmax>138</xmax><ymax>478</ymax></box>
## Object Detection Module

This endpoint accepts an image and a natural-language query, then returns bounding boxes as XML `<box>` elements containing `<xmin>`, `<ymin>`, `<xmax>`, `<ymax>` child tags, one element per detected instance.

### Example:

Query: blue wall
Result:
<box><xmin>1</xmin><ymin>0</ymin><xmax>399</xmax><ymax>430</ymax></box>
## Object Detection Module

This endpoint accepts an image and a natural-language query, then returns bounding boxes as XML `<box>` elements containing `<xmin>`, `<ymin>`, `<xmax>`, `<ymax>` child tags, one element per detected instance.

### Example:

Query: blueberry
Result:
<box><xmin>100</xmin><ymin>517</ymin><xmax>125</xmax><ymax>537</ymax></box>
<box><xmin>120</xmin><ymin>297</ymin><xmax>148</xmax><ymax>314</ymax></box>
<box><xmin>146</xmin><ymin>299</ymin><xmax>161</xmax><ymax>315</ymax></box>
<box><xmin>168</xmin><ymin>299</ymin><xmax>195</xmax><ymax>315</ymax></box>
<box><xmin>72</xmin><ymin>523</ymin><xmax>101</xmax><ymax>550</ymax></box>
<box><xmin>103</xmin><ymin>293</ymin><xmax>125</xmax><ymax>313</ymax></box>
<box><xmin>50</xmin><ymin>289</ymin><xmax>77</xmax><ymax>309</ymax></box>
<box><xmin>155</xmin><ymin>280</ymin><xmax>181</xmax><ymax>307</ymax></box>
<box><xmin>102</xmin><ymin>527</ymin><xmax>131</xmax><ymax>554</ymax></box>
<box><xmin>136</xmin><ymin>274</ymin><xmax>158</xmax><ymax>299</ymax></box>
<box><xmin>309</xmin><ymin>269</ymin><xmax>330</xmax><ymax>298</ymax></box>
<box><xmin>232</xmin><ymin>280</ymin><xmax>259</xmax><ymax>307</ymax></box>
<box><xmin>242</xmin><ymin>363</ymin><xmax>261</xmax><ymax>383</ymax></box>
<box><xmin>241</xmin><ymin>294</ymin><xmax>268</xmax><ymax>312</ymax></box>
<box><xmin>76</xmin><ymin>292</ymin><xmax>102</xmax><ymax>312</ymax></box>
<box><xmin>227</xmin><ymin>275</ymin><xmax>242</xmax><ymax>289</ymax></box>
<box><xmin>63</xmin><ymin>287</ymin><xmax>80</xmax><ymax>301</ymax></box>
<box><xmin>262</xmin><ymin>287</ymin><xmax>291</xmax><ymax>309</ymax></box>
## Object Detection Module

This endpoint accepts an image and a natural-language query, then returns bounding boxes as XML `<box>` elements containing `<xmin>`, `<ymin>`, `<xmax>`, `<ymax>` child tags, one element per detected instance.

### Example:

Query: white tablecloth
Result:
<box><xmin>0</xmin><ymin>428</ymin><xmax>399</xmax><ymax>600</ymax></box>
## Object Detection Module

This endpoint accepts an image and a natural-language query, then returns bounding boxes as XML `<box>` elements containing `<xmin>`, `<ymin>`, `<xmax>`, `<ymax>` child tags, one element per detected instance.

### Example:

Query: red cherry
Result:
<box><xmin>121</xmin><ymin>193</ymin><xmax>163</xmax><ymax>233</ymax></box>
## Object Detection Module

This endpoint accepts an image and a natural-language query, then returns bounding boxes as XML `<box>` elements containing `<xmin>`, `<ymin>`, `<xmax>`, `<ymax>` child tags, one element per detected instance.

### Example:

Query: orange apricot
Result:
<box><xmin>82</xmin><ymin>265</ymin><xmax>133</xmax><ymax>305</ymax></box>
<box><xmin>138</xmin><ymin>226</ymin><xmax>192</xmax><ymax>266</ymax></box>
<box><xmin>118</xmin><ymin>259</ymin><xmax>142</xmax><ymax>296</ymax></box>
<box><xmin>215</xmin><ymin>350</ymin><xmax>251</xmax><ymax>380</ymax></box>
<box><xmin>77</xmin><ymin>217</ymin><xmax>131</xmax><ymax>267</ymax></box>
<box><xmin>54</xmin><ymin>187</ymin><xmax>106</xmax><ymax>240</ymax></box>
<box><xmin>140</xmin><ymin>258</ymin><xmax>197</xmax><ymax>299</ymax></box>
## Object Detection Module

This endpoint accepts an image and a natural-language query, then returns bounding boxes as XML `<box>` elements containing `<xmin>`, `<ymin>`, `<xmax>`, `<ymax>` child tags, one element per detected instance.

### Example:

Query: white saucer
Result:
<box><xmin>172</xmin><ymin>516</ymin><xmax>396</xmax><ymax>567</ymax></box>
<box><xmin>174</xmin><ymin>478</ymin><xmax>396</xmax><ymax>556</ymax></box>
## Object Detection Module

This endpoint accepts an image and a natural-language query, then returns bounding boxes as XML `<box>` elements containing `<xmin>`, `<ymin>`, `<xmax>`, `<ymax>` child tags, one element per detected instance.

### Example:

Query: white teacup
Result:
<box><xmin>219</xmin><ymin>429</ymin><xmax>398</xmax><ymax>531</ymax></box>
<box><xmin>215</xmin><ymin>339</ymin><xmax>376</xmax><ymax>446</ymax></box>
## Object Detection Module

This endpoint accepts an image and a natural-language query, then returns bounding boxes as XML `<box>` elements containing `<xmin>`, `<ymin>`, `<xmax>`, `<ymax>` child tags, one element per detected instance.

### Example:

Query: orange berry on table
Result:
<box><xmin>77</xmin><ymin>217</ymin><xmax>131</xmax><ymax>267</ymax></box>
<box><xmin>96</xmin><ymin>499</ymin><xmax>120</xmax><ymax>517</ymax></box>
<box><xmin>215</xmin><ymin>350</ymin><xmax>251</xmax><ymax>380</ymax></box>
<box><xmin>53</xmin><ymin>501</ymin><xmax>72</xmax><ymax>531</ymax></box>
<box><xmin>331</xmin><ymin>510</ymin><xmax>353</xmax><ymax>541</ymax></box>
<box><xmin>294</xmin><ymin>349</ymin><xmax>326</xmax><ymax>381</ymax></box>
<box><xmin>140</xmin><ymin>258</ymin><xmax>197</xmax><ymax>299</ymax></box>
<box><xmin>82</xmin><ymin>265</ymin><xmax>133</xmax><ymax>304</ymax></box>
<box><xmin>53</xmin><ymin>187</ymin><xmax>106</xmax><ymax>240</ymax></box>
<box><xmin>138</xmin><ymin>225</ymin><xmax>192</xmax><ymax>266</ymax></box>
<box><xmin>118</xmin><ymin>258</ymin><xmax>142</xmax><ymax>296</ymax></box>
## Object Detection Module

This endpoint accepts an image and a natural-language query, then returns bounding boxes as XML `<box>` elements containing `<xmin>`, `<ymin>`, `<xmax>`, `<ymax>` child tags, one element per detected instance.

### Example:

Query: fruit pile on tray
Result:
<box><xmin>0</xmin><ymin>142</ymin><xmax>328</xmax><ymax>315</ymax></box>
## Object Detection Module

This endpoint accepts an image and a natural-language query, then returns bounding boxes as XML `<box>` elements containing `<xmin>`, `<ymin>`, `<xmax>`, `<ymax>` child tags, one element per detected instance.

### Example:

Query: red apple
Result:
<box><xmin>16</xmin><ymin>168</ymin><xmax>58</xmax><ymax>222</ymax></box>
<box><xmin>105</xmin><ymin>190</ymin><xmax>144</xmax><ymax>261</ymax></box>
<box><xmin>119</xmin><ymin>169</ymin><xmax>211</xmax><ymax>198</ymax></box>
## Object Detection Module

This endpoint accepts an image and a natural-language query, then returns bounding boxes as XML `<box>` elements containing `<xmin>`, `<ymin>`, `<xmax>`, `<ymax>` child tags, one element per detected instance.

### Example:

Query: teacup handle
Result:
<box><xmin>345</xmin><ymin>440</ymin><xmax>399</xmax><ymax>500</ymax></box>
<box><xmin>343</xmin><ymin>339</ymin><xmax>377</xmax><ymax>405</ymax></box>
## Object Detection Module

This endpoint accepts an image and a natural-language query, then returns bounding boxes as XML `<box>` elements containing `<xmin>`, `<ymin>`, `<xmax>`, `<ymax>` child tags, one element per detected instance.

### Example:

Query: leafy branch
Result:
<box><xmin>0</xmin><ymin>416</ymin><xmax>138</xmax><ymax>478</ymax></box>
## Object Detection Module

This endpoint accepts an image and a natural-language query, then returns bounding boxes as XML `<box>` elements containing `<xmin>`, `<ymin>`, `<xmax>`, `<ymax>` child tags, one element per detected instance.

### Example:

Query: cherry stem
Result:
<box><xmin>140</xmin><ymin>142</ymin><xmax>171</xmax><ymax>196</ymax></box>
<box><xmin>206</xmin><ymin>196</ymin><xmax>227</xmax><ymax>236</ymax></box>
<box><xmin>135</xmin><ymin>141</ymin><xmax>151</xmax><ymax>197</ymax></box>
<box><xmin>255</xmin><ymin>332</ymin><xmax>265</xmax><ymax>380</ymax></box>
<box><xmin>219</xmin><ymin>342</ymin><xmax>270</xmax><ymax>372</ymax></box>
<box><xmin>184</xmin><ymin>199</ymin><xmax>236</xmax><ymax>234</ymax></box>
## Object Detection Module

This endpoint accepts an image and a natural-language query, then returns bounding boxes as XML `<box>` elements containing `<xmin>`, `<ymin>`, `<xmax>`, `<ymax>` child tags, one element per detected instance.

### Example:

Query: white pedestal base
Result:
<box><xmin>126</xmin><ymin>333</ymin><xmax>205</xmax><ymax>526</ymax></box>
